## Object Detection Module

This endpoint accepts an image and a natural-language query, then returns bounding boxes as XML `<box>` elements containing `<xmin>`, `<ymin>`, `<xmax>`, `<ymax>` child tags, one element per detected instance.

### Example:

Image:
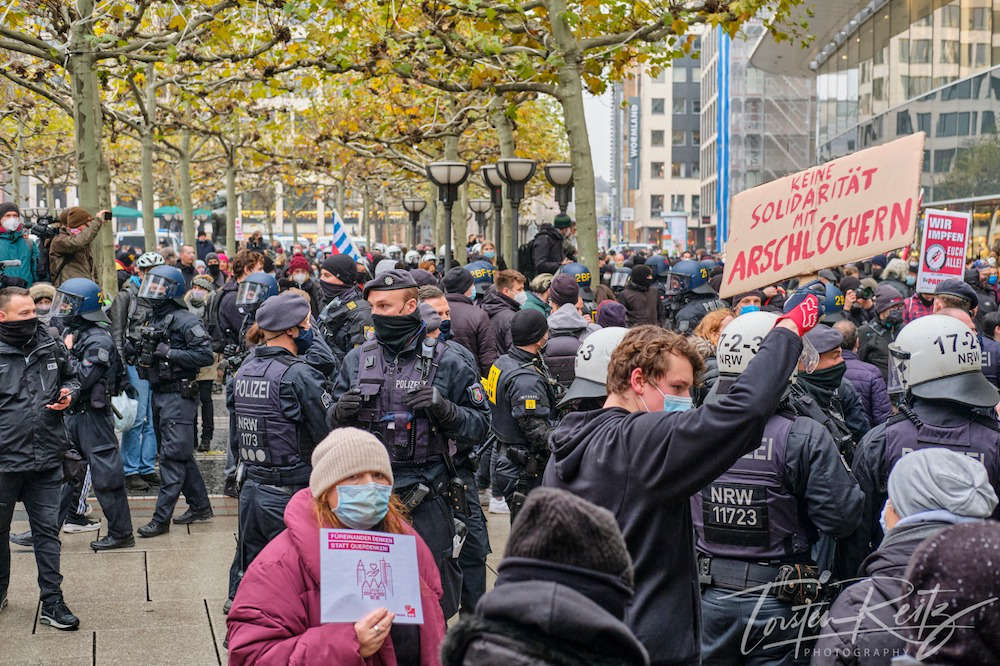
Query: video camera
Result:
<box><xmin>0</xmin><ymin>259</ymin><xmax>26</xmax><ymax>288</ymax></box>
<box><xmin>135</xmin><ymin>325</ymin><xmax>166</xmax><ymax>368</ymax></box>
<box><xmin>22</xmin><ymin>209</ymin><xmax>63</xmax><ymax>240</ymax></box>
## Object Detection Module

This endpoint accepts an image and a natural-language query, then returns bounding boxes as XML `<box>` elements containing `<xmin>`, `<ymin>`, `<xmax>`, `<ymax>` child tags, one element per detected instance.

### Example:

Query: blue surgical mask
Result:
<box><xmin>905</xmin><ymin>275</ymin><xmax>916</xmax><ymax>286</ymax></box>
<box><xmin>334</xmin><ymin>482</ymin><xmax>392</xmax><ymax>529</ymax></box>
<box><xmin>483</xmin><ymin>250</ymin><xmax>496</xmax><ymax>260</ymax></box>
<box><xmin>990</xmin><ymin>275</ymin><xmax>998</xmax><ymax>285</ymax></box>
<box><xmin>647</xmin><ymin>384</ymin><xmax>693</xmax><ymax>413</ymax></box>
<box><xmin>739</xmin><ymin>305</ymin><xmax>761</xmax><ymax>316</ymax></box>
<box><xmin>293</xmin><ymin>327</ymin><xmax>314</xmax><ymax>354</ymax></box>
<box><xmin>879</xmin><ymin>500</ymin><xmax>890</xmax><ymax>533</ymax></box>
<box><xmin>468</xmin><ymin>284</ymin><xmax>476</xmax><ymax>300</ymax></box>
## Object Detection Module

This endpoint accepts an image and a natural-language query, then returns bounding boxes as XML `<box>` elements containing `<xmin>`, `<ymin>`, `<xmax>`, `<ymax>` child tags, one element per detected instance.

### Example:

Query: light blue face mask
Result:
<box><xmin>334</xmin><ymin>482</ymin><xmax>392</xmax><ymax>530</ymax></box>
<box><xmin>879</xmin><ymin>500</ymin><xmax>890</xmax><ymax>533</ymax></box>
<box><xmin>483</xmin><ymin>250</ymin><xmax>496</xmax><ymax>260</ymax></box>
<box><xmin>468</xmin><ymin>284</ymin><xmax>476</xmax><ymax>299</ymax></box>
<box><xmin>905</xmin><ymin>275</ymin><xmax>916</xmax><ymax>286</ymax></box>
<box><xmin>990</xmin><ymin>275</ymin><xmax>998</xmax><ymax>286</ymax></box>
<box><xmin>651</xmin><ymin>385</ymin><xmax>693</xmax><ymax>413</ymax></box>
<box><xmin>739</xmin><ymin>304</ymin><xmax>761</xmax><ymax>316</ymax></box>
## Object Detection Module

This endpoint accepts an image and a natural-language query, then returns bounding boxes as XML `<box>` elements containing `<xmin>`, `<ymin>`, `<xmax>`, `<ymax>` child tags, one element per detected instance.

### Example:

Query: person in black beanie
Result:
<box><xmin>617</xmin><ymin>264</ymin><xmax>659</xmax><ymax>327</ymax></box>
<box><xmin>443</xmin><ymin>267</ymin><xmax>497</xmax><ymax>376</ymax></box>
<box><xmin>316</xmin><ymin>254</ymin><xmax>373</xmax><ymax>369</ymax></box>
<box><xmin>441</xmin><ymin>487</ymin><xmax>649</xmax><ymax>665</ymax></box>
<box><xmin>486</xmin><ymin>309</ymin><xmax>561</xmax><ymax>522</ymax></box>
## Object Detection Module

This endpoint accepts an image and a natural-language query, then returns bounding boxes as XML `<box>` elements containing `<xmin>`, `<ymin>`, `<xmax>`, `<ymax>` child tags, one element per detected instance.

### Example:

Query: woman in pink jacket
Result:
<box><xmin>226</xmin><ymin>428</ymin><xmax>446</xmax><ymax>665</ymax></box>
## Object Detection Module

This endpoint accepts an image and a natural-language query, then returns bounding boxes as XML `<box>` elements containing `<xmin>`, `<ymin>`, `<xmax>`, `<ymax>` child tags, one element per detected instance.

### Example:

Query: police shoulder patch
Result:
<box><xmin>346</xmin><ymin>301</ymin><xmax>357</xmax><ymax>310</ymax></box>
<box><xmin>525</xmin><ymin>398</ymin><xmax>537</xmax><ymax>410</ymax></box>
<box><xmin>96</xmin><ymin>348</ymin><xmax>110</xmax><ymax>363</ymax></box>
<box><xmin>321</xmin><ymin>392</ymin><xmax>333</xmax><ymax>409</ymax></box>
<box><xmin>191</xmin><ymin>325</ymin><xmax>207</xmax><ymax>339</ymax></box>
<box><xmin>468</xmin><ymin>384</ymin><xmax>485</xmax><ymax>405</ymax></box>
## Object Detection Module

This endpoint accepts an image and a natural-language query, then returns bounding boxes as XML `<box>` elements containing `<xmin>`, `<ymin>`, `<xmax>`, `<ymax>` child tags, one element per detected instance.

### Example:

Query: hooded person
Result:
<box><xmin>29</xmin><ymin>281</ymin><xmax>56</xmax><ymax>326</ymax></box>
<box><xmin>544</xmin><ymin>275</ymin><xmax>600</xmax><ymax>389</ymax></box>
<box><xmin>442</xmin><ymin>267</ymin><xmax>497</xmax><ymax>376</ymax></box>
<box><xmin>185</xmin><ymin>274</ymin><xmax>221</xmax><ymax>452</ymax></box>
<box><xmin>596</xmin><ymin>300</ymin><xmax>627</xmax><ymax>328</ymax></box>
<box><xmin>226</xmin><ymin>428</ymin><xmax>447</xmax><ymax>665</ymax></box>
<box><xmin>441</xmin><ymin>487</ymin><xmax>649</xmax><ymax>665</ymax></box>
<box><xmin>49</xmin><ymin>207</ymin><xmax>106</xmax><ymax>287</ymax></box>
<box><xmin>616</xmin><ymin>264</ymin><xmax>659</xmax><ymax>327</ymax></box>
<box><xmin>814</xmin><ymin>448</ymin><xmax>998</xmax><ymax>665</ymax></box>
<box><xmin>0</xmin><ymin>202</ymin><xmax>40</xmax><ymax>286</ymax></box>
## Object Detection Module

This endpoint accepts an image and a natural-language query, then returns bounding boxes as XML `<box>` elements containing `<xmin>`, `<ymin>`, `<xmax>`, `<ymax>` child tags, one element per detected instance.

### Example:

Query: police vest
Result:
<box><xmin>542</xmin><ymin>329</ymin><xmax>582</xmax><ymax>389</ymax></box>
<box><xmin>692</xmin><ymin>414</ymin><xmax>812</xmax><ymax>562</ymax></box>
<box><xmin>233</xmin><ymin>353</ymin><xmax>303</xmax><ymax>468</ymax></box>
<box><xmin>675</xmin><ymin>296</ymin><xmax>726</xmax><ymax>334</ymax></box>
<box><xmin>882</xmin><ymin>413</ymin><xmax>1000</xmax><ymax>492</ymax></box>
<box><xmin>319</xmin><ymin>291</ymin><xmax>373</xmax><ymax>356</ymax></box>
<box><xmin>486</xmin><ymin>354</ymin><xmax>556</xmax><ymax>446</ymax></box>
<box><xmin>356</xmin><ymin>337</ymin><xmax>447</xmax><ymax>464</ymax></box>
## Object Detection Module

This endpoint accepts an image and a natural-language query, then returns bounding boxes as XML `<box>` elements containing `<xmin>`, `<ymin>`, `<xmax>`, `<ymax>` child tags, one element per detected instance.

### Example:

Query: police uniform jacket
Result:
<box><xmin>317</xmin><ymin>285</ymin><xmax>372</xmax><ymax>367</ymax></box>
<box><xmin>64</xmin><ymin>321</ymin><xmax>116</xmax><ymax>411</ymax></box>
<box><xmin>542</xmin><ymin>327</ymin><xmax>802</xmax><ymax>665</ymax></box>
<box><xmin>331</xmin><ymin>332</ymin><xmax>490</xmax><ymax>453</ymax></box>
<box><xmin>139</xmin><ymin>304</ymin><xmax>214</xmax><ymax>381</ymax></box>
<box><xmin>0</xmin><ymin>326</ymin><xmax>80</xmax><ymax>472</ymax></box>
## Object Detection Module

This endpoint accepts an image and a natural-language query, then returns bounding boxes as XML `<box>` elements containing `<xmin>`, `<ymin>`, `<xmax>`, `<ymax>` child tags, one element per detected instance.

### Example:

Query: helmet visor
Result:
<box><xmin>50</xmin><ymin>291</ymin><xmax>83</xmax><ymax>318</ymax></box>
<box><xmin>665</xmin><ymin>273</ymin><xmax>691</xmax><ymax>296</ymax></box>
<box><xmin>138</xmin><ymin>274</ymin><xmax>173</xmax><ymax>300</ymax></box>
<box><xmin>236</xmin><ymin>280</ymin><xmax>268</xmax><ymax>307</ymax></box>
<box><xmin>887</xmin><ymin>344</ymin><xmax>909</xmax><ymax>397</ymax></box>
<box><xmin>610</xmin><ymin>271</ymin><xmax>630</xmax><ymax>289</ymax></box>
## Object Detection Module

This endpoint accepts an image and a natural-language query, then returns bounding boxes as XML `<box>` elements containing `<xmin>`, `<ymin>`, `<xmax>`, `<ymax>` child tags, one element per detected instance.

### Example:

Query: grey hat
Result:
<box><xmin>888</xmin><ymin>448</ymin><xmax>998</xmax><ymax>519</ymax></box>
<box><xmin>804</xmin><ymin>325</ymin><xmax>843</xmax><ymax>354</ymax></box>
<box><xmin>874</xmin><ymin>282</ymin><xmax>905</xmax><ymax>312</ymax></box>
<box><xmin>255</xmin><ymin>291</ymin><xmax>310</xmax><ymax>331</ymax></box>
<box><xmin>362</xmin><ymin>269</ymin><xmax>417</xmax><ymax>299</ymax></box>
<box><xmin>935</xmin><ymin>278</ymin><xmax>979</xmax><ymax>309</ymax></box>
<box><xmin>418</xmin><ymin>302</ymin><xmax>441</xmax><ymax>332</ymax></box>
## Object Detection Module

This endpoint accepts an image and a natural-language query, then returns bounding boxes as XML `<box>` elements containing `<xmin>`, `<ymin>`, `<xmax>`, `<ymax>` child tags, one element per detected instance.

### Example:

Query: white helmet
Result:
<box><xmin>889</xmin><ymin>314</ymin><xmax>999</xmax><ymax>408</ymax></box>
<box><xmin>405</xmin><ymin>250</ymin><xmax>420</xmax><ymax>265</ymax></box>
<box><xmin>386</xmin><ymin>245</ymin><xmax>402</xmax><ymax>260</ymax></box>
<box><xmin>717</xmin><ymin>311</ymin><xmax>779</xmax><ymax>375</ymax></box>
<box><xmin>422</xmin><ymin>252</ymin><xmax>436</xmax><ymax>263</ymax></box>
<box><xmin>559</xmin><ymin>327</ymin><xmax>628</xmax><ymax>406</ymax></box>
<box><xmin>437</xmin><ymin>244</ymin><xmax>448</xmax><ymax>258</ymax></box>
<box><xmin>374</xmin><ymin>258</ymin><xmax>398</xmax><ymax>276</ymax></box>
<box><xmin>136</xmin><ymin>251</ymin><xmax>165</xmax><ymax>270</ymax></box>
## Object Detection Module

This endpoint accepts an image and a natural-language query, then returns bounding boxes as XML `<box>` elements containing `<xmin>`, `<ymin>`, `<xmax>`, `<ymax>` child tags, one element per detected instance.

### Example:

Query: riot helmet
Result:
<box><xmin>666</xmin><ymin>259</ymin><xmax>713</xmax><ymax>296</ymax></box>
<box><xmin>716</xmin><ymin>311</ymin><xmax>780</xmax><ymax>376</ymax></box>
<box><xmin>404</xmin><ymin>250</ymin><xmax>420</xmax><ymax>267</ymax></box>
<box><xmin>559</xmin><ymin>261</ymin><xmax>594</xmax><ymax>300</ymax></box>
<box><xmin>610</xmin><ymin>267</ymin><xmax>631</xmax><ymax>292</ymax></box>
<box><xmin>52</xmin><ymin>277</ymin><xmax>109</xmax><ymax>324</ymax></box>
<box><xmin>135</xmin><ymin>251</ymin><xmax>165</xmax><ymax>271</ymax></box>
<box><xmin>139</xmin><ymin>265</ymin><xmax>187</xmax><ymax>306</ymax></box>
<box><xmin>236</xmin><ymin>271</ymin><xmax>278</xmax><ymax>310</ymax></box>
<box><xmin>559</xmin><ymin>327</ymin><xmax>628</xmax><ymax>407</ymax></box>
<box><xmin>888</xmin><ymin>314</ymin><xmax>999</xmax><ymax>408</ymax></box>
<box><xmin>645</xmin><ymin>254</ymin><xmax>670</xmax><ymax>279</ymax></box>
<box><xmin>386</xmin><ymin>245</ymin><xmax>402</xmax><ymax>261</ymax></box>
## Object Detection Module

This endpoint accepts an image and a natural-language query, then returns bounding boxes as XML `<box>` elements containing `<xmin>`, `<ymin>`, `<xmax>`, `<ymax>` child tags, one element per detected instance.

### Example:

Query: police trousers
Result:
<box><xmin>700</xmin><ymin>586</ymin><xmax>808</xmax><ymax>666</ymax></box>
<box><xmin>66</xmin><ymin>410</ymin><xmax>133</xmax><ymax>539</ymax></box>
<box><xmin>493</xmin><ymin>447</ymin><xmax>543</xmax><ymax>525</ymax></box>
<box><xmin>151</xmin><ymin>392</ymin><xmax>211</xmax><ymax>525</ymax></box>
<box><xmin>227</xmin><ymin>478</ymin><xmax>302</xmax><ymax>600</ymax></box>
<box><xmin>0</xmin><ymin>467</ymin><xmax>64</xmax><ymax>604</ymax></box>
<box><xmin>457</xmin><ymin>463</ymin><xmax>490</xmax><ymax>617</ymax></box>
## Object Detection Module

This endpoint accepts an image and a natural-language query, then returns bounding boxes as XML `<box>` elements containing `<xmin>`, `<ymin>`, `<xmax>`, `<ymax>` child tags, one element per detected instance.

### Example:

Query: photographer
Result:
<box><xmin>0</xmin><ymin>203</ymin><xmax>41</xmax><ymax>286</ymax></box>
<box><xmin>48</xmin><ymin>207</ymin><xmax>106</xmax><ymax>287</ymax></box>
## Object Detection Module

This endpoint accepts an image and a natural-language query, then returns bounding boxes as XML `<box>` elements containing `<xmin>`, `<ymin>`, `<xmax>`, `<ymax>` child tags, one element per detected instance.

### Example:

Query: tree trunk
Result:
<box><xmin>548</xmin><ymin>0</ymin><xmax>598</xmax><ymax>283</ymax></box>
<box><xmin>363</xmin><ymin>190</ymin><xmax>373</xmax><ymax>251</ymax></box>
<box><xmin>226</xmin><ymin>152</ymin><xmax>237</xmax><ymax>256</ymax></box>
<box><xmin>272</xmin><ymin>180</ymin><xmax>282</xmax><ymax>243</ymax></box>
<box><xmin>179</xmin><ymin>129</ymin><xmax>195</xmax><ymax>246</ymax></box>
<box><xmin>68</xmin><ymin>0</ymin><xmax>102</xmax><ymax>212</ymax></box>
<box><xmin>490</xmin><ymin>100</ymin><xmax>517</xmax><ymax>263</ymax></box>
<box><xmin>12</xmin><ymin>117</ymin><xmax>23</xmax><ymax>207</ymax></box>
<box><xmin>97</xmin><ymin>154</ymin><xmax>116</xmax><ymax>294</ymax></box>
<box><xmin>139</xmin><ymin>62</ymin><xmax>157</xmax><ymax>250</ymax></box>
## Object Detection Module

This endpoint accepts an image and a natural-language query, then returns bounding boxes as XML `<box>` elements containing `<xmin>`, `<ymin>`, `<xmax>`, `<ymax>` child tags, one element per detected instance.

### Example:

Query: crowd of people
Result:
<box><xmin>1</xmin><ymin>200</ymin><xmax>999</xmax><ymax>666</ymax></box>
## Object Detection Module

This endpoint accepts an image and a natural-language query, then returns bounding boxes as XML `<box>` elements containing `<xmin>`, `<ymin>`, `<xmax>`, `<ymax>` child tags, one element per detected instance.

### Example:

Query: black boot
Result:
<box><xmin>223</xmin><ymin>476</ymin><xmax>238</xmax><ymax>498</ymax></box>
<box><xmin>197</xmin><ymin>436</ymin><xmax>211</xmax><ymax>452</ymax></box>
<box><xmin>137</xmin><ymin>521</ymin><xmax>169</xmax><ymax>538</ymax></box>
<box><xmin>90</xmin><ymin>534</ymin><xmax>135</xmax><ymax>551</ymax></box>
<box><xmin>125</xmin><ymin>475</ymin><xmax>150</xmax><ymax>491</ymax></box>
<box><xmin>173</xmin><ymin>507</ymin><xmax>214</xmax><ymax>525</ymax></box>
<box><xmin>40</xmin><ymin>600</ymin><xmax>80</xmax><ymax>631</ymax></box>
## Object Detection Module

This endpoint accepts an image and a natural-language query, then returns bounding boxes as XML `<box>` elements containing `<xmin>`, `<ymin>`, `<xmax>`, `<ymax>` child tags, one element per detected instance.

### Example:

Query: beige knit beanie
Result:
<box><xmin>310</xmin><ymin>427</ymin><xmax>394</xmax><ymax>498</ymax></box>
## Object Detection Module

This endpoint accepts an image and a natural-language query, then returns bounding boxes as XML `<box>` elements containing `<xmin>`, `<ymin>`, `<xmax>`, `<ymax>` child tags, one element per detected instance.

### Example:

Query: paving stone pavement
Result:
<box><xmin>3</xmin><ymin>493</ymin><xmax>510</xmax><ymax>665</ymax></box>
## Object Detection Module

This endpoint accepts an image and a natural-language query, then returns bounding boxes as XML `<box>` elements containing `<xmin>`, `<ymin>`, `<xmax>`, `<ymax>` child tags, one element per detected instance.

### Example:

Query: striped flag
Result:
<box><xmin>330</xmin><ymin>209</ymin><xmax>361</xmax><ymax>260</ymax></box>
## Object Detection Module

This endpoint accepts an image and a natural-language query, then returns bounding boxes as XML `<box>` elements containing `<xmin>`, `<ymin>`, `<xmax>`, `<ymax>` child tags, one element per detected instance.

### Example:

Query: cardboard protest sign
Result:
<box><xmin>720</xmin><ymin>132</ymin><xmax>925</xmax><ymax>298</ymax></box>
<box><xmin>915</xmin><ymin>209</ymin><xmax>971</xmax><ymax>293</ymax></box>
<box><xmin>320</xmin><ymin>529</ymin><xmax>424</xmax><ymax>625</ymax></box>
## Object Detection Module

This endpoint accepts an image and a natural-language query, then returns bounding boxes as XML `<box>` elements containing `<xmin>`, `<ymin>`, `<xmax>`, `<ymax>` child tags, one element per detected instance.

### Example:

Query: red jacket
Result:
<box><xmin>226</xmin><ymin>489</ymin><xmax>445</xmax><ymax>665</ymax></box>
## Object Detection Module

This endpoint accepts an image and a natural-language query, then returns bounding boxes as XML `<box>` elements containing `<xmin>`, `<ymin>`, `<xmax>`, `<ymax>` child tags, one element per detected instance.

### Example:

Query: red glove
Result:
<box><xmin>775</xmin><ymin>293</ymin><xmax>821</xmax><ymax>336</ymax></box>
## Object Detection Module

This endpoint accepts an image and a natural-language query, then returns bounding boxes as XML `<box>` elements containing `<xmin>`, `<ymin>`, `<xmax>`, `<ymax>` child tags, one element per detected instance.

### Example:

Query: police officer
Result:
<box><xmin>665</xmin><ymin>259</ymin><xmax>727</xmax><ymax>334</ymax></box>
<box><xmin>644</xmin><ymin>254</ymin><xmax>670</xmax><ymax>324</ymax></box>
<box><xmin>857</xmin><ymin>282</ymin><xmax>905</xmax><ymax>381</ymax></box>
<box><xmin>932</xmin><ymin>279</ymin><xmax>1000</xmax><ymax>389</ymax></box>
<box><xmin>225</xmin><ymin>292</ymin><xmax>333</xmax><ymax>610</ymax></box>
<box><xmin>557</xmin><ymin>326</ymin><xmax>628</xmax><ymax>413</ymax></box>
<box><xmin>694</xmin><ymin>311</ymin><xmax>863</xmax><ymax>664</ymax></box>
<box><xmin>127</xmin><ymin>265</ymin><xmax>215</xmax><ymax>537</ymax></box>
<box><xmin>819</xmin><ymin>282</ymin><xmax>848</xmax><ymax>325</ymax></box>
<box><xmin>558</xmin><ymin>260</ymin><xmax>596</xmax><ymax>318</ymax></box>
<box><xmin>51</xmin><ymin>278</ymin><xmax>135</xmax><ymax>551</ymax></box>
<box><xmin>317</xmin><ymin>254</ymin><xmax>372</xmax><ymax>368</ymax></box>
<box><xmin>224</xmin><ymin>271</ymin><xmax>278</xmax><ymax>374</ymax></box>
<box><xmin>487</xmin><ymin>310</ymin><xmax>561</xmax><ymax>522</ymax></box>
<box><xmin>329</xmin><ymin>269</ymin><xmax>490</xmax><ymax>618</ymax></box>
<box><xmin>853</xmin><ymin>313</ymin><xmax>1000</xmax><ymax>555</ymax></box>
<box><xmin>464</xmin><ymin>254</ymin><xmax>495</xmax><ymax>304</ymax></box>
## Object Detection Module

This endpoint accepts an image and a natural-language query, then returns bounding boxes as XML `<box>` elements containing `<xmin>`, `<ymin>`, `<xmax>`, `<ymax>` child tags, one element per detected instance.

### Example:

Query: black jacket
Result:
<box><xmin>812</xmin><ymin>518</ymin><xmax>955</xmax><ymax>666</ymax></box>
<box><xmin>857</xmin><ymin>320</ymin><xmax>894</xmax><ymax>381</ymax></box>
<box><xmin>543</xmin><ymin>327</ymin><xmax>802</xmax><ymax>665</ymax></box>
<box><xmin>482</xmin><ymin>288</ymin><xmax>520</xmax><ymax>356</ymax></box>
<box><xmin>446</xmin><ymin>293</ymin><xmax>498</xmax><ymax>376</ymax></box>
<box><xmin>617</xmin><ymin>285</ymin><xmax>659</xmax><ymax>327</ymax></box>
<box><xmin>532</xmin><ymin>225</ymin><xmax>565</xmax><ymax>276</ymax></box>
<box><xmin>441</xmin><ymin>579</ymin><xmax>649</xmax><ymax>666</ymax></box>
<box><xmin>0</xmin><ymin>326</ymin><xmax>80</xmax><ymax>473</ymax></box>
<box><xmin>216</xmin><ymin>280</ymin><xmax>243</xmax><ymax>348</ymax></box>
<box><xmin>196</xmin><ymin>239</ymin><xmax>215</xmax><ymax>261</ymax></box>
<box><xmin>109</xmin><ymin>277</ymin><xmax>140</xmax><ymax>363</ymax></box>
<box><xmin>179</xmin><ymin>262</ymin><xmax>196</xmax><ymax>289</ymax></box>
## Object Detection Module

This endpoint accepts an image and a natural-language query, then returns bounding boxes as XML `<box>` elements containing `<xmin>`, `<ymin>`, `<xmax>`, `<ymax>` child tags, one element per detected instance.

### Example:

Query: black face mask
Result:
<box><xmin>803</xmin><ymin>362</ymin><xmax>846</xmax><ymax>391</ymax></box>
<box><xmin>0</xmin><ymin>317</ymin><xmax>38</xmax><ymax>348</ymax></box>
<box><xmin>439</xmin><ymin>319</ymin><xmax>452</xmax><ymax>340</ymax></box>
<box><xmin>372</xmin><ymin>311</ymin><xmax>423</xmax><ymax>354</ymax></box>
<box><xmin>321</xmin><ymin>280</ymin><xmax>352</xmax><ymax>302</ymax></box>
<box><xmin>208</xmin><ymin>265</ymin><xmax>220</xmax><ymax>277</ymax></box>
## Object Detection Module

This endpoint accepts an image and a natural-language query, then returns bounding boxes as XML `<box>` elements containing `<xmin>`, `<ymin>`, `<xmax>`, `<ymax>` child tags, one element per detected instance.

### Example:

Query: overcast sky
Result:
<box><xmin>583</xmin><ymin>90</ymin><xmax>612</xmax><ymax>182</ymax></box>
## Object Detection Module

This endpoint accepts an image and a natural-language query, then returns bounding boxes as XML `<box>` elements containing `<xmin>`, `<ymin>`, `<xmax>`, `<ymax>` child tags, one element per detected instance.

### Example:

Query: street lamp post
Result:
<box><xmin>468</xmin><ymin>199</ymin><xmax>492</xmax><ymax>242</ymax></box>
<box><xmin>401</xmin><ymin>198</ymin><xmax>427</xmax><ymax>248</ymax></box>
<box><xmin>544</xmin><ymin>162</ymin><xmax>574</xmax><ymax>215</ymax></box>
<box><xmin>495</xmin><ymin>158</ymin><xmax>536</xmax><ymax>264</ymax></box>
<box><xmin>481</xmin><ymin>165</ymin><xmax>504</xmax><ymax>263</ymax></box>
<box><xmin>425</xmin><ymin>161</ymin><xmax>470</xmax><ymax>269</ymax></box>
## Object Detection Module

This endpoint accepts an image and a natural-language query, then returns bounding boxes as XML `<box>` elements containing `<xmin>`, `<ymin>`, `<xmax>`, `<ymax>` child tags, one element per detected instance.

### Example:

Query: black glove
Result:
<box><xmin>404</xmin><ymin>386</ymin><xmax>458</xmax><ymax>424</ymax></box>
<box><xmin>333</xmin><ymin>388</ymin><xmax>364</xmax><ymax>423</ymax></box>
<box><xmin>223</xmin><ymin>344</ymin><xmax>239</xmax><ymax>358</ymax></box>
<box><xmin>154</xmin><ymin>342</ymin><xmax>171</xmax><ymax>359</ymax></box>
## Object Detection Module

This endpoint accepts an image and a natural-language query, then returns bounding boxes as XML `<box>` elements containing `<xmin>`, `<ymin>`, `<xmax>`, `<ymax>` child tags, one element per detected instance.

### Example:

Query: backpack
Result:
<box><xmin>517</xmin><ymin>241</ymin><xmax>536</xmax><ymax>281</ymax></box>
<box><xmin>204</xmin><ymin>289</ymin><xmax>226</xmax><ymax>353</ymax></box>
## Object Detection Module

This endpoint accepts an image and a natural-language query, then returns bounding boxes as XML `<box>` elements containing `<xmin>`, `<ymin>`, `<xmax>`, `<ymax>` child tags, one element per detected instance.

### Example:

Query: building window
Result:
<box><xmin>651</xmin><ymin>130</ymin><xmax>665</xmax><ymax>146</ymax></box>
<box><xmin>671</xmin><ymin>162</ymin><xmax>683</xmax><ymax>177</ymax></box>
<box><xmin>651</xmin><ymin>162</ymin><xmax>665</xmax><ymax>178</ymax></box>
<box><xmin>967</xmin><ymin>43</ymin><xmax>989</xmax><ymax>67</ymax></box>
<box><xmin>650</xmin><ymin>195</ymin><xmax>664</xmax><ymax>215</ymax></box>
<box><xmin>984</xmin><ymin>111</ymin><xmax>997</xmax><ymax>134</ymax></box>
<box><xmin>911</xmin><ymin>39</ymin><xmax>932</xmax><ymax>64</ymax></box>
<box><xmin>672</xmin><ymin>99</ymin><xmax>686</xmax><ymax>113</ymax></box>
<box><xmin>917</xmin><ymin>112</ymin><xmax>932</xmax><ymax>135</ymax></box>
<box><xmin>690</xmin><ymin>67</ymin><xmax>701</xmax><ymax>81</ymax></box>
<box><xmin>940</xmin><ymin>40</ymin><xmax>960</xmax><ymax>64</ymax></box>
<box><xmin>672</xmin><ymin>67</ymin><xmax>686</xmax><ymax>83</ymax></box>
<box><xmin>672</xmin><ymin>130</ymin><xmax>686</xmax><ymax>146</ymax></box>
<box><xmin>940</xmin><ymin>4</ymin><xmax>960</xmax><ymax>28</ymax></box>
<box><xmin>691</xmin><ymin>130</ymin><xmax>700</xmax><ymax>146</ymax></box>
<box><xmin>692</xmin><ymin>99</ymin><xmax>701</xmax><ymax>114</ymax></box>
<box><xmin>933</xmin><ymin>149</ymin><xmax>955</xmax><ymax>173</ymax></box>
<box><xmin>652</xmin><ymin>69</ymin><xmax>666</xmax><ymax>83</ymax></box>
<box><xmin>936</xmin><ymin>111</ymin><xmax>972</xmax><ymax>137</ymax></box>
<box><xmin>670</xmin><ymin>194</ymin><xmax>685</xmax><ymax>211</ymax></box>
<box><xmin>689</xmin><ymin>162</ymin><xmax>700</xmax><ymax>178</ymax></box>
<box><xmin>969</xmin><ymin>7</ymin><xmax>990</xmax><ymax>30</ymax></box>
<box><xmin>692</xmin><ymin>195</ymin><xmax>700</xmax><ymax>217</ymax></box>
<box><xmin>651</xmin><ymin>98</ymin><xmax>665</xmax><ymax>114</ymax></box>
<box><xmin>897</xmin><ymin>110</ymin><xmax>913</xmax><ymax>135</ymax></box>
